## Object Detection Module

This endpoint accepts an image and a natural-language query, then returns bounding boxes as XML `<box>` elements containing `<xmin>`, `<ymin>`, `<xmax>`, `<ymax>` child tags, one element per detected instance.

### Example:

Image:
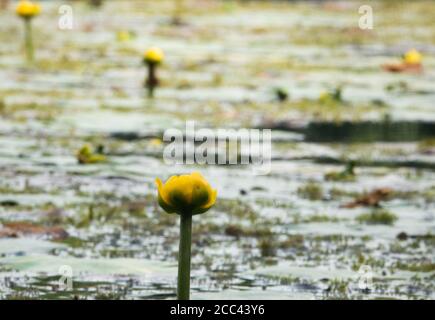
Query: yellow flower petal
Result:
<box><xmin>16</xmin><ymin>1</ymin><xmax>41</xmax><ymax>18</ymax></box>
<box><xmin>404</xmin><ymin>49</ymin><xmax>422</xmax><ymax>65</ymax></box>
<box><xmin>156</xmin><ymin>178</ymin><xmax>170</xmax><ymax>205</ymax></box>
<box><xmin>144</xmin><ymin>47</ymin><xmax>164</xmax><ymax>64</ymax></box>
<box><xmin>155</xmin><ymin>172</ymin><xmax>216</xmax><ymax>215</ymax></box>
<box><xmin>201</xmin><ymin>189</ymin><xmax>217</xmax><ymax>210</ymax></box>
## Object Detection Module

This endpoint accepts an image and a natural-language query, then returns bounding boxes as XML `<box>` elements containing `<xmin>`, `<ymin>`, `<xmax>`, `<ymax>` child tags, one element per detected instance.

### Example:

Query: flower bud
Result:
<box><xmin>156</xmin><ymin>172</ymin><xmax>217</xmax><ymax>215</ymax></box>
<box><xmin>16</xmin><ymin>0</ymin><xmax>40</xmax><ymax>19</ymax></box>
<box><xmin>144</xmin><ymin>47</ymin><xmax>164</xmax><ymax>65</ymax></box>
<box><xmin>403</xmin><ymin>49</ymin><xmax>422</xmax><ymax>65</ymax></box>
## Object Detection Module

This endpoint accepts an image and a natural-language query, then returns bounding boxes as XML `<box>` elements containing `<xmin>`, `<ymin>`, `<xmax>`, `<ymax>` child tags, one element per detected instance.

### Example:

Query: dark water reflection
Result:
<box><xmin>304</xmin><ymin>121</ymin><xmax>435</xmax><ymax>143</ymax></box>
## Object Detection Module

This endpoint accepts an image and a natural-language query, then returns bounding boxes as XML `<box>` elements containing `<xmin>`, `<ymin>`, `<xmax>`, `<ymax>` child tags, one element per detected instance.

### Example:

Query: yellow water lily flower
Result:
<box><xmin>16</xmin><ymin>0</ymin><xmax>41</xmax><ymax>19</ymax></box>
<box><xmin>156</xmin><ymin>172</ymin><xmax>217</xmax><ymax>215</ymax></box>
<box><xmin>403</xmin><ymin>49</ymin><xmax>422</xmax><ymax>65</ymax></box>
<box><xmin>117</xmin><ymin>31</ymin><xmax>130</xmax><ymax>42</ymax></box>
<box><xmin>144</xmin><ymin>47</ymin><xmax>164</xmax><ymax>65</ymax></box>
<box><xmin>76</xmin><ymin>144</ymin><xmax>106</xmax><ymax>164</ymax></box>
<box><xmin>149</xmin><ymin>138</ymin><xmax>163</xmax><ymax>147</ymax></box>
<box><xmin>117</xmin><ymin>30</ymin><xmax>136</xmax><ymax>42</ymax></box>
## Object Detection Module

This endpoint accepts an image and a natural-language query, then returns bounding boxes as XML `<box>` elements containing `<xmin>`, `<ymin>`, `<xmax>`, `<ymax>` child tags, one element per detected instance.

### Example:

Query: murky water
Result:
<box><xmin>0</xmin><ymin>0</ymin><xmax>434</xmax><ymax>300</ymax></box>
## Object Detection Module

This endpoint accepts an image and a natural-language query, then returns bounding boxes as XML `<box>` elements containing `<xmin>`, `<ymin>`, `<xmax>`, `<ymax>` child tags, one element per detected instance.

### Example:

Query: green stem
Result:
<box><xmin>177</xmin><ymin>213</ymin><xmax>192</xmax><ymax>300</ymax></box>
<box><xmin>173</xmin><ymin>0</ymin><xmax>183</xmax><ymax>24</ymax></box>
<box><xmin>24</xmin><ymin>18</ymin><xmax>34</xmax><ymax>63</ymax></box>
<box><xmin>146</xmin><ymin>62</ymin><xmax>157</xmax><ymax>98</ymax></box>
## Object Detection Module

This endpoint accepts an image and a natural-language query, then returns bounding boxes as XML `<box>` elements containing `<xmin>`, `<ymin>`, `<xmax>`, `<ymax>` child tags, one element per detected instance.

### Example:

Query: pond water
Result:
<box><xmin>0</xmin><ymin>0</ymin><xmax>434</xmax><ymax>300</ymax></box>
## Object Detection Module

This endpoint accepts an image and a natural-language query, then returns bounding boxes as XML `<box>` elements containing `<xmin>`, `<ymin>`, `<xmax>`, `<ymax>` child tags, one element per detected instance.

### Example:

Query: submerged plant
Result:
<box><xmin>274</xmin><ymin>87</ymin><xmax>289</xmax><ymax>102</ymax></box>
<box><xmin>356</xmin><ymin>208</ymin><xmax>398</xmax><ymax>225</ymax></box>
<box><xmin>297</xmin><ymin>182</ymin><xmax>323</xmax><ymax>200</ymax></box>
<box><xmin>341</xmin><ymin>188</ymin><xmax>392</xmax><ymax>209</ymax></box>
<box><xmin>76</xmin><ymin>144</ymin><xmax>106</xmax><ymax>164</ymax></box>
<box><xmin>319</xmin><ymin>87</ymin><xmax>343</xmax><ymax>104</ymax></box>
<box><xmin>172</xmin><ymin>0</ymin><xmax>185</xmax><ymax>25</ymax></box>
<box><xmin>143</xmin><ymin>47</ymin><xmax>164</xmax><ymax>98</ymax></box>
<box><xmin>156</xmin><ymin>172</ymin><xmax>217</xmax><ymax>300</ymax></box>
<box><xmin>88</xmin><ymin>0</ymin><xmax>103</xmax><ymax>8</ymax></box>
<box><xmin>383</xmin><ymin>49</ymin><xmax>423</xmax><ymax>73</ymax></box>
<box><xmin>16</xmin><ymin>0</ymin><xmax>41</xmax><ymax>63</ymax></box>
<box><xmin>116</xmin><ymin>30</ymin><xmax>136</xmax><ymax>42</ymax></box>
<box><xmin>325</xmin><ymin>161</ymin><xmax>356</xmax><ymax>182</ymax></box>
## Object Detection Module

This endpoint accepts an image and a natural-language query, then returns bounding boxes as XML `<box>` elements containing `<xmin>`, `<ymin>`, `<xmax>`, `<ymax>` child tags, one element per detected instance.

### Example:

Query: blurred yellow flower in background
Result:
<box><xmin>16</xmin><ymin>0</ymin><xmax>40</xmax><ymax>19</ymax></box>
<box><xmin>149</xmin><ymin>138</ymin><xmax>163</xmax><ymax>147</ymax></box>
<box><xmin>76</xmin><ymin>144</ymin><xmax>106</xmax><ymax>164</ymax></box>
<box><xmin>117</xmin><ymin>31</ymin><xmax>131</xmax><ymax>42</ymax></box>
<box><xmin>144</xmin><ymin>47</ymin><xmax>164</xmax><ymax>65</ymax></box>
<box><xmin>116</xmin><ymin>30</ymin><xmax>136</xmax><ymax>42</ymax></box>
<box><xmin>156</xmin><ymin>172</ymin><xmax>217</xmax><ymax>215</ymax></box>
<box><xmin>403</xmin><ymin>49</ymin><xmax>422</xmax><ymax>65</ymax></box>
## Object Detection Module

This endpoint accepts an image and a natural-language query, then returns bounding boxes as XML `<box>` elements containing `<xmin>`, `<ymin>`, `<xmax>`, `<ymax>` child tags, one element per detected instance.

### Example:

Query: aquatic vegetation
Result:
<box><xmin>0</xmin><ymin>0</ymin><xmax>433</xmax><ymax>300</ymax></box>
<box><xmin>324</xmin><ymin>279</ymin><xmax>350</xmax><ymax>298</ymax></box>
<box><xmin>0</xmin><ymin>221</ymin><xmax>68</xmax><ymax>240</ymax></box>
<box><xmin>418</xmin><ymin>138</ymin><xmax>435</xmax><ymax>154</ymax></box>
<box><xmin>259</xmin><ymin>238</ymin><xmax>277</xmax><ymax>258</ymax></box>
<box><xmin>293</xmin><ymin>214</ymin><xmax>343</xmax><ymax>224</ymax></box>
<box><xmin>278</xmin><ymin>235</ymin><xmax>305</xmax><ymax>250</ymax></box>
<box><xmin>403</xmin><ymin>49</ymin><xmax>422</xmax><ymax>65</ymax></box>
<box><xmin>385</xmin><ymin>81</ymin><xmax>409</xmax><ymax>94</ymax></box>
<box><xmin>255</xmin><ymin>198</ymin><xmax>293</xmax><ymax>209</ymax></box>
<box><xmin>325</xmin><ymin>161</ymin><xmax>356</xmax><ymax>182</ymax></box>
<box><xmin>156</xmin><ymin>172</ymin><xmax>217</xmax><ymax>300</ymax></box>
<box><xmin>214</xmin><ymin>199</ymin><xmax>258</xmax><ymax>221</ymax></box>
<box><xmin>76</xmin><ymin>144</ymin><xmax>106</xmax><ymax>164</ymax></box>
<box><xmin>274</xmin><ymin>87</ymin><xmax>289</xmax><ymax>102</ymax></box>
<box><xmin>341</xmin><ymin>188</ymin><xmax>392</xmax><ymax>209</ymax></box>
<box><xmin>172</xmin><ymin>0</ymin><xmax>185</xmax><ymax>25</ymax></box>
<box><xmin>383</xmin><ymin>49</ymin><xmax>423</xmax><ymax>73</ymax></box>
<box><xmin>297</xmin><ymin>182</ymin><xmax>323</xmax><ymax>201</ymax></box>
<box><xmin>395</xmin><ymin>261</ymin><xmax>435</xmax><ymax>273</ymax></box>
<box><xmin>0</xmin><ymin>98</ymin><xmax>5</xmax><ymax>115</ymax></box>
<box><xmin>16</xmin><ymin>0</ymin><xmax>40</xmax><ymax>63</ymax></box>
<box><xmin>351</xmin><ymin>253</ymin><xmax>386</xmax><ymax>272</ymax></box>
<box><xmin>224</xmin><ymin>224</ymin><xmax>272</xmax><ymax>238</ymax></box>
<box><xmin>356</xmin><ymin>209</ymin><xmax>398</xmax><ymax>226</ymax></box>
<box><xmin>116</xmin><ymin>30</ymin><xmax>136</xmax><ymax>42</ymax></box>
<box><xmin>328</xmin><ymin>187</ymin><xmax>359</xmax><ymax>200</ymax></box>
<box><xmin>143</xmin><ymin>47</ymin><xmax>164</xmax><ymax>98</ymax></box>
<box><xmin>319</xmin><ymin>87</ymin><xmax>343</xmax><ymax>104</ymax></box>
<box><xmin>88</xmin><ymin>0</ymin><xmax>103</xmax><ymax>8</ymax></box>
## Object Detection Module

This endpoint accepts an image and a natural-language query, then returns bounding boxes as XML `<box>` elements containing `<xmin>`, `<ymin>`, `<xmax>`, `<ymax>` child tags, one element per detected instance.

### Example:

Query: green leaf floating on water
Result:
<box><xmin>0</xmin><ymin>239</ymin><xmax>175</xmax><ymax>277</ymax></box>
<box><xmin>0</xmin><ymin>254</ymin><xmax>176</xmax><ymax>277</ymax></box>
